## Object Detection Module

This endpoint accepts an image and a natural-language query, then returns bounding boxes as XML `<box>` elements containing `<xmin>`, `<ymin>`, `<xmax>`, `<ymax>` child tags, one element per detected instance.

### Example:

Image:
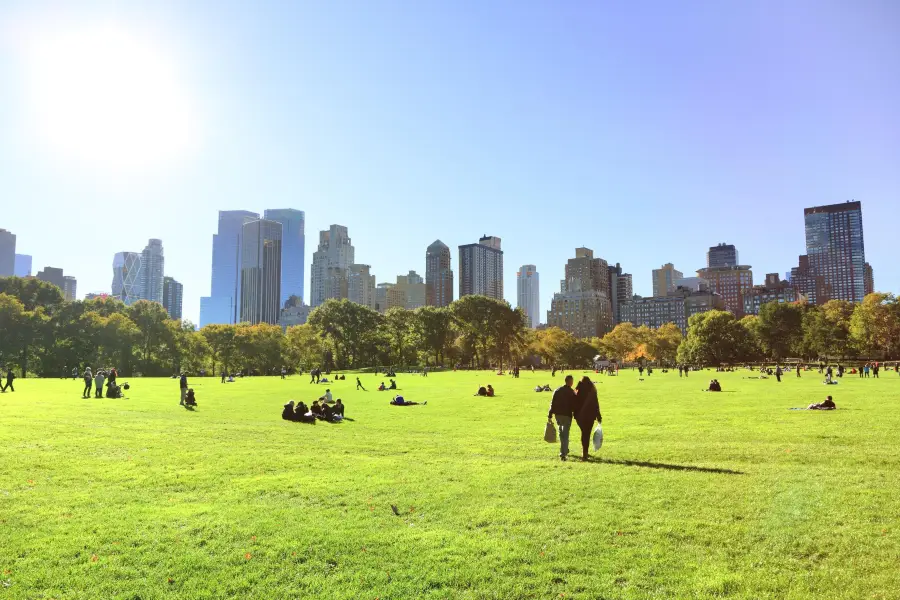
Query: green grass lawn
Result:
<box><xmin>1</xmin><ymin>368</ymin><xmax>898</xmax><ymax>599</ymax></box>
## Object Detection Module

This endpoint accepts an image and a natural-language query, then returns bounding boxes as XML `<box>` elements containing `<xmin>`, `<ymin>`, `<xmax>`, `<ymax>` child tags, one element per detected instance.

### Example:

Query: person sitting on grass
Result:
<box><xmin>486</xmin><ymin>384</ymin><xmax>495</xmax><ymax>397</ymax></box>
<box><xmin>824</xmin><ymin>373</ymin><xmax>839</xmax><ymax>385</ymax></box>
<box><xmin>294</xmin><ymin>402</ymin><xmax>315</xmax><ymax>423</ymax></box>
<box><xmin>282</xmin><ymin>401</ymin><xmax>296</xmax><ymax>420</ymax></box>
<box><xmin>334</xmin><ymin>399</ymin><xmax>345</xmax><ymax>417</ymax></box>
<box><xmin>319</xmin><ymin>389</ymin><xmax>333</xmax><ymax>403</ymax></box>
<box><xmin>184</xmin><ymin>389</ymin><xmax>197</xmax><ymax>407</ymax></box>
<box><xmin>388</xmin><ymin>379</ymin><xmax>397</xmax><ymax>390</ymax></box>
<box><xmin>808</xmin><ymin>396</ymin><xmax>836</xmax><ymax>410</ymax></box>
<box><xmin>390</xmin><ymin>395</ymin><xmax>425</xmax><ymax>406</ymax></box>
<box><xmin>707</xmin><ymin>379</ymin><xmax>722</xmax><ymax>392</ymax></box>
<box><xmin>378</xmin><ymin>382</ymin><xmax>386</xmax><ymax>391</ymax></box>
<box><xmin>310</xmin><ymin>400</ymin><xmax>324</xmax><ymax>417</ymax></box>
<box><xmin>475</xmin><ymin>386</ymin><xmax>488</xmax><ymax>396</ymax></box>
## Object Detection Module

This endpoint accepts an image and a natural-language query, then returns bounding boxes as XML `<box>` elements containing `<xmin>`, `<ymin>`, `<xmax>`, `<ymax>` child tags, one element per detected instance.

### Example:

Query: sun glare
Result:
<box><xmin>19</xmin><ymin>21</ymin><xmax>199</xmax><ymax>172</ymax></box>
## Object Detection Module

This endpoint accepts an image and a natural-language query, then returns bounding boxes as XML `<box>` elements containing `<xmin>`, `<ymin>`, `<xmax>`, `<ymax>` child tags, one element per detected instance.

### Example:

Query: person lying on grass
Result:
<box><xmin>807</xmin><ymin>396</ymin><xmax>836</xmax><ymax>410</ymax></box>
<box><xmin>390</xmin><ymin>395</ymin><xmax>425</xmax><ymax>406</ymax></box>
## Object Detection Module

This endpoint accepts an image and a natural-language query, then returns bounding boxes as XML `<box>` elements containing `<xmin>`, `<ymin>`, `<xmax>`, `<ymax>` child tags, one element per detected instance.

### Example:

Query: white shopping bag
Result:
<box><xmin>592</xmin><ymin>425</ymin><xmax>603</xmax><ymax>451</ymax></box>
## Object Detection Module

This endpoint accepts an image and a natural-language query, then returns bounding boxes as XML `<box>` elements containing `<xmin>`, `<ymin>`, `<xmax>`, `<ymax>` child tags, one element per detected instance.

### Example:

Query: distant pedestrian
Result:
<box><xmin>179</xmin><ymin>372</ymin><xmax>188</xmax><ymax>405</ymax></box>
<box><xmin>796</xmin><ymin>364</ymin><xmax>801</xmax><ymax>378</ymax></box>
<box><xmin>82</xmin><ymin>367</ymin><xmax>93</xmax><ymax>398</ymax></box>
<box><xmin>221</xmin><ymin>371</ymin><xmax>226</xmax><ymax>383</ymax></box>
<box><xmin>72</xmin><ymin>366</ymin><xmax>79</xmax><ymax>380</ymax></box>
<box><xmin>547</xmin><ymin>375</ymin><xmax>576</xmax><ymax>461</ymax></box>
<box><xmin>864</xmin><ymin>364</ymin><xmax>870</xmax><ymax>378</ymax></box>
<box><xmin>0</xmin><ymin>366</ymin><xmax>14</xmax><ymax>393</ymax></box>
<box><xmin>873</xmin><ymin>363</ymin><xmax>880</xmax><ymax>378</ymax></box>
<box><xmin>678</xmin><ymin>365</ymin><xmax>683</xmax><ymax>377</ymax></box>
<box><xmin>356</xmin><ymin>377</ymin><xmax>366</xmax><ymax>391</ymax></box>
<box><xmin>775</xmin><ymin>366</ymin><xmax>782</xmax><ymax>382</ymax></box>
<box><xmin>281</xmin><ymin>367</ymin><xmax>287</xmax><ymax>379</ymax></box>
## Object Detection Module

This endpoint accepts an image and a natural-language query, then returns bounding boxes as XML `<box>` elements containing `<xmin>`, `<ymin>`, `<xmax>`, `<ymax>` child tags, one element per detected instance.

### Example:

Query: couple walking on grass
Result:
<box><xmin>548</xmin><ymin>375</ymin><xmax>602</xmax><ymax>461</ymax></box>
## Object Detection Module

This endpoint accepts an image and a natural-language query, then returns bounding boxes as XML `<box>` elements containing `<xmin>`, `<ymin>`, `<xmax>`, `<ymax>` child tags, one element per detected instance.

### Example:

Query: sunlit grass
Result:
<box><xmin>1</xmin><ymin>369</ymin><xmax>898</xmax><ymax>599</ymax></box>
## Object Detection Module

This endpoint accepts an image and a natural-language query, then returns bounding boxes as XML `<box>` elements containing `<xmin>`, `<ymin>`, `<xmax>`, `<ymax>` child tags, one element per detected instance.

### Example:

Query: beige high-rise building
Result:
<box><xmin>696</xmin><ymin>265</ymin><xmax>753</xmax><ymax>316</ymax></box>
<box><xmin>547</xmin><ymin>248</ymin><xmax>613</xmax><ymax>338</ymax></box>
<box><xmin>348</xmin><ymin>264</ymin><xmax>376</xmax><ymax>309</ymax></box>
<box><xmin>375</xmin><ymin>282</ymin><xmax>407</xmax><ymax>313</ymax></box>
<box><xmin>396</xmin><ymin>270</ymin><xmax>426</xmax><ymax>309</ymax></box>
<box><xmin>310</xmin><ymin>225</ymin><xmax>354</xmax><ymax>307</ymax></box>
<box><xmin>425</xmin><ymin>240</ymin><xmax>453</xmax><ymax>307</ymax></box>
<box><xmin>458</xmin><ymin>235</ymin><xmax>503</xmax><ymax>300</ymax></box>
<box><xmin>652</xmin><ymin>263</ymin><xmax>683</xmax><ymax>297</ymax></box>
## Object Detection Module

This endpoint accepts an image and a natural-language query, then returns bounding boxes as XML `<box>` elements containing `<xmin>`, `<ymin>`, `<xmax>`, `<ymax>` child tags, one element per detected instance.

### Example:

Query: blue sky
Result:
<box><xmin>1</xmin><ymin>0</ymin><xmax>897</xmax><ymax>324</ymax></box>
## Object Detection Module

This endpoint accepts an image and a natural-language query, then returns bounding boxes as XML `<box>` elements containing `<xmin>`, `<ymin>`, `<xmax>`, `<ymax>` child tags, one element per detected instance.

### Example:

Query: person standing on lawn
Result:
<box><xmin>574</xmin><ymin>376</ymin><xmax>602</xmax><ymax>461</ymax></box>
<box><xmin>547</xmin><ymin>375</ymin><xmax>576</xmax><ymax>461</ymax></box>
<box><xmin>179</xmin><ymin>372</ymin><xmax>188</xmax><ymax>405</ymax></box>
<box><xmin>82</xmin><ymin>367</ymin><xmax>93</xmax><ymax>398</ymax></box>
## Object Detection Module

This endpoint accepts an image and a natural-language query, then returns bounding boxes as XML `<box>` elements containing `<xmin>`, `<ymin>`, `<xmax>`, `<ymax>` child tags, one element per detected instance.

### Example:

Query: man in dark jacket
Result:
<box><xmin>548</xmin><ymin>375</ymin><xmax>576</xmax><ymax>461</ymax></box>
<box><xmin>179</xmin><ymin>373</ymin><xmax>188</xmax><ymax>405</ymax></box>
<box><xmin>0</xmin><ymin>367</ymin><xmax>14</xmax><ymax>392</ymax></box>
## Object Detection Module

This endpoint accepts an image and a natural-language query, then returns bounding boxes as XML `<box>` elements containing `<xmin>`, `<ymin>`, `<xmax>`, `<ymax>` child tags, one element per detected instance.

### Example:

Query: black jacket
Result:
<box><xmin>576</xmin><ymin>387</ymin><xmax>601</xmax><ymax>424</ymax></box>
<box><xmin>548</xmin><ymin>385</ymin><xmax>576</xmax><ymax>419</ymax></box>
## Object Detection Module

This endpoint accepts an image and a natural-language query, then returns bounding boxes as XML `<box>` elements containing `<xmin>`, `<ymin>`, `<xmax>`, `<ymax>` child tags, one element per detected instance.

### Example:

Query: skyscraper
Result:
<box><xmin>348</xmin><ymin>264</ymin><xmax>376</xmax><ymax>309</ymax></box>
<box><xmin>396</xmin><ymin>271</ymin><xmax>426</xmax><ymax>309</ymax></box>
<box><xmin>607</xmin><ymin>263</ymin><xmax>633</xmax><ymax>324</ymax></box>
<box><xmin>696</xmin><ymin>265</ymin><xmax>754</xmax><ymax>316</ymax></box>
<box><xmin>240</xmin><ymin>219</ymin><xmax>283</xmax><ymax>324</ymax></box>
<box><xmin>0</xmin><ymin>229</ymin><xmax>15</xmax><ymax>277</ymax></box>
<box><xmin>36</xmin><ymin>267</ymin><xmax>65</xmax><ymax>292</ymax></box>
<box><xmin>707</xmin><ymin>243</ymin><xmax>739</xmax><ymax>268</ymax></box>
<box><xmin>458</xmin><ymin>235</ymin><xmax>503</xmax><ymax>300</ymax></box>
<box><xmin>264</xmin><ymin>209</ymin><xmax>305</xmax><ymax>308</ymax></box>
<box><xmin>425</xmin><ymin>240</ymin><xmax>453</xmax><ymax>307</ymax></box>
<box><xmin>652</xmin><ymin>263</ymin><xmax>683</xmax><ymax>297</ymax></box>
<box><xmin>547</xmin><ymin>248</ymin><xmax>613</xmax><ymax>338</ymax></box>
<box><xmin>310</xmin><ymin>225</ymin><xmax>354</xmax><ymax>307</ymax></box>
<box><xmin>112</xmin><ymin>252</ymin><xmax>143</xmax><ymax>305</ymax></box>
<box><xmin>140</xmin><ymin>239</ymin><xmax>165</xmax><ymax>304</ymax></box>
<box><xmin>14</xmin><ymin>254</ymin><xmax>32</xmax><ymax>277</ymax></box>
<box><xmin>804</xmin><ymin>201</ymin><xmax>867</xmax><ymax>303</ymax></box>
<box><xmin>517</xmin><ymin>265</ymin><xmax>540</xmax><ymax>328</ymax></box>
<box><xmin>163</xmin><ymin>276</ymin><xmax>184</xmax><ymax>320</ymax></box>
<box><xmin>200</xmin><ymin>210</ymin><xmax>260</xmax><ymax>327</ymax></box>
<box><xmin>62</xmin><ymin>276</ymin><xmax>77</xmax><ymax>301</ymax></box>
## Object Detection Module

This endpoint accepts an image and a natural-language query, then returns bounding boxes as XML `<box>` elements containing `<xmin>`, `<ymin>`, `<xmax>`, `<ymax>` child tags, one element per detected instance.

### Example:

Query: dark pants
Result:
<box><xmin>776</xmin><ymin>374</ymin><xmax>781</xmax><ymax>382</ymax></box>
<box><xmin>95</xmin><ymin>384</ymin><xmax>103</xmax><ymax>398</ymax></box>
<box><xmin>576</xmin><ymin>419</ymin><xmax>594</xmax><ymax>457</ymax></box>
<box><xmin>2</xmin><ymin>379</ymin><xmax>13</xmax><ymax>392</ymax></box>
<box><xmin>83</xmin><ymin>381</ymin><xmax>92</xmax><ymax>397</ymax></box>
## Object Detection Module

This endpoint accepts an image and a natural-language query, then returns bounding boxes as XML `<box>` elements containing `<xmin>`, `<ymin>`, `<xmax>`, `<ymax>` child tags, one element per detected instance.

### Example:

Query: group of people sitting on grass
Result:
<box><xmin>475</xmin><ymin>385</ymin><xmax>495</xmax><ymax>397</ymax></box>
<box><xmin>389</xmin><ymin>395</ymin><xmax>424</xmax><ymax>406</ymax></box>
<box><xmin>706</xmin><ymin>379</ymin><xmax>722</xmax><ymax>392</ymax></box>
<box><xmin>377</xmin><ymin>379</ymin><xmax>397</xmax><ymax>391</ymax></box>
<box><xmin>282</xmin><ymin>398</ymin><xmax>345</xmax><ymax>422</ymax></box>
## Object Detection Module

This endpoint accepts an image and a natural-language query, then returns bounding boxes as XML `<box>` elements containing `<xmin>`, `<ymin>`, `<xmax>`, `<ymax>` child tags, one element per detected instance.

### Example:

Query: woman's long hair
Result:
<box><xmin>576</xmin><ymin>376</ymin><xmax>595</xmax><ymax>395</ymax></box>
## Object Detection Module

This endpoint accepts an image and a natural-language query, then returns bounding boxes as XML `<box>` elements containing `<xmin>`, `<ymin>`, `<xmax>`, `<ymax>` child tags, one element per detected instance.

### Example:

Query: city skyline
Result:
<box><xmin>1</xmin><ymin>3</ymin><xmax>897</xmax><ymax>323</ymax></box>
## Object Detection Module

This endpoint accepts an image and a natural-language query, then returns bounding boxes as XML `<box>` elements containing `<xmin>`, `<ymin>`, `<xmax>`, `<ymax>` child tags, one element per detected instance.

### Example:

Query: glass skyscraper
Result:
<box><xmin>240</xmin><ymin>219</ymin><xmax>283</xmax><ymax>325</ymax></box>
<box><xmin>263</xmin><ymin>209</ymin><xmax>305</xmax><ymax>308</ymax></box>
<box><xmin>112</xmin><ymin>252</ymin><xmax>143</xmax><ymax>305</ymax></box>
<box><xmin>804</xmin><ymin>201</ymin><xmax>866</xmax><ymax>303</ymax></box>
<box><xmin>200</xmin><ymin>210</ymin><xmax>259</xmax><ymax>327</ymax></box>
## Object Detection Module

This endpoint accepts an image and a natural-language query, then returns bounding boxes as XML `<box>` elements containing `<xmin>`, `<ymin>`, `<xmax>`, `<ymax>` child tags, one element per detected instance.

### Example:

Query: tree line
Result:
<box><xmin>1</xmin><ymin>276</ymin><xmax>898</xmax><ymax>376</ymax></box>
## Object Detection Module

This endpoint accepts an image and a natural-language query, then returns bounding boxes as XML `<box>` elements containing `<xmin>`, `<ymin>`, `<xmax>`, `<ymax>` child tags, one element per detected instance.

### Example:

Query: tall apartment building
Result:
<box><xmin>742</xmin><ymin>273</ymin><xmax>798</xmax><ymax>316</ymax></box>
<box><xmin>425</xmin><ymin>240</ymin><xmax>453</xmax><ymax>307</ymax></box>
<box><xmin>200</xmin><ymin>210</ymin><xmax>260</xmax><ymax>326</ymax></box>
<box><xmin>652</xmin><ymin>263</ymin><xmax>683</xmax><ymax>297</ymax></box>
<box><xmin>607</xmin><ymin>263</ymin><xmax>632</xmax><ymax>324</ymax></box>
<box><xmin>696</xmin><ymin>265</ymin><xmax>753</xmax><ymax>316</ymax></box>
<box><xmin>864</xmin><ymin>263</ymin><xmax>874</xmax><ymax>296</ymax></box>
<box><xmin>396</xmin><ymin>271</ymin><xmax>426</xmax><ymax>309</ymax></box>
<box><xmin>36</xmin><ymin>267</ymin><xmax>71</xmax><ymax>299</ymax></box>
<box><xmin>707</xmin><ymin>243</ymin><xmax>739</xmax><ymax>268</ymax></box>
<box><xmin>790</xmin><ymin>255</ymin><xmax>828</xmax><ymax>306</ymax></box>
<box><xmin>112</xmin><ymin>252</ymin><xmax>143</xmax><ymax>305</ymax></box>
<box><xmin>348</xmin><ymin>264</ymin><xmax>376</xmax><ymax>309</ymax></box>
<box><xmin>375</xmin><ymin>282</ymin><xmax>406</xmax><ymax>313</ymax></box>
<box><xmin>310</xmin><ymin>225</ymin><xmax>354</xmax><ymax>307</ymax></box>
<box><xmin>458</xmin><ymin>235</ymin><xmax>503</xmax><ymax>300</ymax></box>
<box><xmin>163</xmin><ymin>276</ymin><xmax>184</xmax><ymax>320</ymax></box>
<box><xmin>0</xmin><ymin>229</ymin><xmax>15</xmax><ymax>277</ymax></box>
<box><xmin>140</xmin><ymin>239</ymin><xmax>165</xmax><ymax>305</ymax></box>
<box><xmin>264</xmin><ymin>209</ymin><xmax>305</xmax><ymax>307</ymax></box>
<box><xmin>14</xmin><ymin>254</ymin><xmax>32</xmax><ymax>277</ymax></box>
<box><xmin>62</xmin><ymin>276</ymin><xmax>77</xmax><ymax>302</ymax></box>
<box><xmin>804</xmin><ymin>201</ymin><xmax>867</xmax><ymax>303</ymax></box>
<box><xmin>517</xmin><ymin>265</ymin><xmax>540</xmax><ymax>328</ymax></box>
<box><xmin>239</xmin><ymin>219</ymin><xmax>283</xmax><ymax>325</ymax></box>
<box><xmin>547</xmin><ymin>248</ymin><xmax>613</xmax><ymax>338</ymax></box>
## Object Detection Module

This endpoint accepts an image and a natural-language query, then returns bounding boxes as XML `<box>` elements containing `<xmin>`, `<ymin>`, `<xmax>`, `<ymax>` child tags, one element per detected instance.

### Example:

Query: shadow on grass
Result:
<box><xmin>596</xmin><ymin>457</ymin><xmax>744</xmax><ymax>475</ymax></box>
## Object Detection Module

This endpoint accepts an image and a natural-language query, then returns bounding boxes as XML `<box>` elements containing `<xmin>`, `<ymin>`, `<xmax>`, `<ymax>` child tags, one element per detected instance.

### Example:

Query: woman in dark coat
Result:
<box><xmin>574</xmin><ymin>376</ymin><xmax>602</xmax><ymax>461</ymax></box>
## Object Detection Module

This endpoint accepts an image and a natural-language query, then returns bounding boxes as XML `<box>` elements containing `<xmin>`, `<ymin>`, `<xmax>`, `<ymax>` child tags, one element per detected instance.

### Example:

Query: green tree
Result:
<box><xmin>284</xmin><ymin>324</ymin><xmax>327</xmax><ymax>369</ymax></box>
<box><xmin>653</xmin><ymin>323</ymin><xmax>683</xmax><ymax>365</ymax></box>
<box><xmin>201</xmin><ymin>324</ymin><xmax>238</xmax><ymax>375</ymax></box>
<box><xmin>599</xmin><ymin>323</ymin><xmax>639</xmax><ymax>362</ymax></box>
<box><xmin>416</xmin><ymin>306</ymin><xmax>454</xmax><ymax>365</ymax></box>
<box><xmin>756</xmin><ymin>302</ymin><xmax>805</xmax><ymax>360</ymax></box>
<box><xmin>850</xmin><ymin>293</ymin><xmax>900</xmax><ymax>358</ymax></box>
<box><xmin>383</xmin><ymin>307</ymin><xmax>416</xmax><ymax>366</ymax></box>
<box><xmin>679</xmin><ymin>310</ymin><xmax>753</xmax><ymax>366</ymax></box>
<box><xmin>307</xmin><ymin>299</ymin><xmax>383</xmax><ymax>368</ymax></box>
<box><xmin>127</xmin><ymin>301</ymin><xmax>173</xmax><ymax>375</ymax></box>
